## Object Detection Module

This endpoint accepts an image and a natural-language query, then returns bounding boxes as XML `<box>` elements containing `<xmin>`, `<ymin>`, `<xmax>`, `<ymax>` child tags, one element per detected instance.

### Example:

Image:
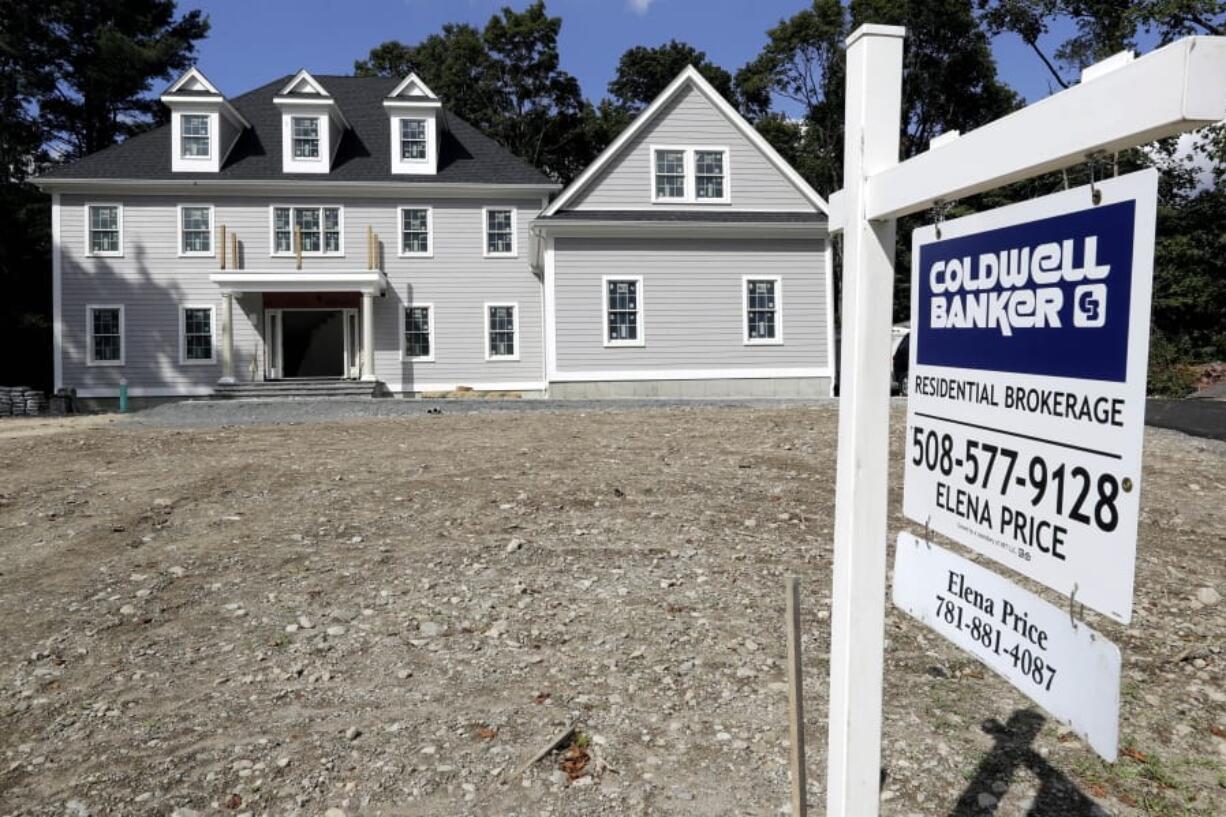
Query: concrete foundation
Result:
<box><xmin>546</xmin><ymin>377</ymin><xmax>833</xmax><ymax>399</ymax></box>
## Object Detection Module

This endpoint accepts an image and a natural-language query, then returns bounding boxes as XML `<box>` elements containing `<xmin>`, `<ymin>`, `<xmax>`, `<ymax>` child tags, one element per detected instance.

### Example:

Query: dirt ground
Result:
<box><xmin>0</xmin><ymin>405</ymin><xmax>1222</xmax><ymax>817</ymax></box>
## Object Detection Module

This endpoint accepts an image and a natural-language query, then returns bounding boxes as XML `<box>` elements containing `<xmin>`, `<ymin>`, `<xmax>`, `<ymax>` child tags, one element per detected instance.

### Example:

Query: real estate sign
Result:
<box><xmin>892</xmin><ymin>532</ymin><xmax>1122</xmax><ymax>761</ymax></box>
<box><xmin>902</xmin><ymin>169</ymin><xmax>1158</xmax><ymax>624</ymax></box>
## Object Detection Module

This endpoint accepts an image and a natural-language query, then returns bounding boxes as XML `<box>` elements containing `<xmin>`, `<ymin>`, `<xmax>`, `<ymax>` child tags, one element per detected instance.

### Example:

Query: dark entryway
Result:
<box><xmin>282</xmin><ymin>310</ymin><xmax>344</xmax><ymax>378</ymax></box>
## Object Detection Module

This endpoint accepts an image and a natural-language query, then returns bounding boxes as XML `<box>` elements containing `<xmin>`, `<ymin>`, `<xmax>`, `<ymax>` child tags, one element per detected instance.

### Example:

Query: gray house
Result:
<box><xmin>38</xmin><ymin>65</ymin><xmax>833</xmax><ymax>401</ymax></box>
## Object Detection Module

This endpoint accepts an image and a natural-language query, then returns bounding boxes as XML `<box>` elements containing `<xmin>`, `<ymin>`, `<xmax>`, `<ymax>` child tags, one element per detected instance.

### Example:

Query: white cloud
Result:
<box><xmin>628</xmin><ymin>0</ymin><xmax>655</xmax><ymax>15</ymax></box>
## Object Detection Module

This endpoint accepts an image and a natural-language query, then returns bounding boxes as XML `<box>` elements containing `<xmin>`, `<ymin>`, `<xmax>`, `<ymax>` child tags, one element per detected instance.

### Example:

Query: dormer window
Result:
<box><xmin>400</xmin><ymin>119</ymin><xmax>427</xmax><ymax>161</ymax></box>
<box><xmin>181</xmin><ymin>115</ymin><xmax>211</xmax><ymax>158</ymax></box>
<box><xmin>292</xmin><ymin>117</ymin><xmax>321</xmax><ymax>159</ymax></box>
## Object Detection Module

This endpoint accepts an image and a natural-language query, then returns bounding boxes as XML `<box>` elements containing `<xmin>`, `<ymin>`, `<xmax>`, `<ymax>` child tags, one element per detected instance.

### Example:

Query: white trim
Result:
<box><xmin>649</xmin><ymin>144</ymin><xmax>732</xmax><ymax>205</ymax></box>
<box><xmin>178</xmin><ymin>112</ymin><xmax>213</xmax><ymax>161</ymax></box>
<box><xmin>211</xmin><ymin>270</ymin><xmax>386</xmax><ymax>295</ymax></box>
<box><xmin>52</xmin><ymin>193</ymin><xmax>62</xmax><ymax>390</ymax></box>
<box><xmin>397</xmin><ymin>205</ymin><xmax>433</xmax><ymax>257</ymax></box>
<box><xmin>279</xmin><ymin>69</ymin><xmax>331</xmax><ymax>97</ymax></box>
<box><xmin>37</xmin><ymin>179</ymin><xmax>560</xmax><ymax>196</ymax></box>
<box><xmin>289</xmin><ymin>115</ymin><xmax>324</xmax><ymax>162</ymax></box>
<box><xmin>84</xmin><ymin>202</ymin><xmax>123</xmax><ymax>257</ymax></box>
<box><xmin>543</xmin><ymin>65</ymin><xmax>827</xmax><ymax>216</ymax></box>
<box><xmin>178</xmin><ymin>303</ymin><xmax>218</xmax><ymax>365</ymax></box>
<box><xmin>482</xmin><ymin>206</ymin><xmax>518</xmax><ymax>257</ymax></box>
<box><xmin>824</xmin><ymin>237</ymin><xmax>837</xmax><ymax>392</ymax></box>
<box><xmin>484</xmin><ymin>302</ymin><xmax>520</xmax><ymax>362</ymax></box>
<box><xmin>177</xmin><ymin>203</ymin><xmax>216</xmax><ymax>257</ymax></box>
<box><xmin>268</xmin><ymin>204</ymin><xmax>345</xmax><ymax>257</ymax></box>
<box><xmin>743</xmin><ymin>274</ymin><xmax>784</xmax><ymax>345</ymax></box>
<box><xmin>400</xmin><ymin>302</ymin><xmax>435</xmax><ymax>363</ymax></box>
<box><xmin>601</xmin><ymin>275</ymin><xmax>646</xmax><ymax>347</ymax></box>
<box><xmin>549</xmin><ymin>367</ymin><xmax>832</xmax><ymax>383</ymax></box>
<box><xmin>387</xmin><ymin>73</ymin><xmax>438</xmax><ymax>100</ymax></box>
<box><xmin>85</xmin><ymin>304</ymin><xmax>125</xmax><ymax>367</ymax></box>
<box><xmin>165</xmin><ymin>66</ymin><xmax>221</xmax><ymax>96</ymax></box>
<box><xmin>531</xmin><ymin>219</ymin><xmax>826</xmax><ymax>240</ymax></box>
<box><xmin>76</xmin><ymin>386</ymin><xmax>215</xmax><ymax>398</ymax></box>
<box><xmin>384</xmin><ymin>380</ymin><xmax>545</xmax><ymax>393</ymax></box>
<box><xmin>543</xmin><ymin>235</ymin><xmax>557</xmax><ymax>378</ymax></box>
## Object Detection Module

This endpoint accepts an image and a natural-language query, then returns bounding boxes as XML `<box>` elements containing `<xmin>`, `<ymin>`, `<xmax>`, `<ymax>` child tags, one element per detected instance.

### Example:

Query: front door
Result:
<box><xmin>265</xmin><ymin>309</ymin><xmax>355</xmax><ymax>379</ymax></box>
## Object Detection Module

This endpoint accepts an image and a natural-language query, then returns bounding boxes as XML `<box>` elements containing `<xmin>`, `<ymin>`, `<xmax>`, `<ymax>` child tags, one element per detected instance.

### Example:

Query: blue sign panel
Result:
<box><xmin>915</xmin><ymin>201</ymin><xmax>1135</xmax><ymax>382</ymax></box>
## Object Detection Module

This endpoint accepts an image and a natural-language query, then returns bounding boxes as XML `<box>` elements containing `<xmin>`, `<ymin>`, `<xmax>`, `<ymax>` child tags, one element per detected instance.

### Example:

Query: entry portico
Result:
<box><xmin>209</xmin><ymin>270</ymin><xmax>387</xmax><ymax>384</ymax></box>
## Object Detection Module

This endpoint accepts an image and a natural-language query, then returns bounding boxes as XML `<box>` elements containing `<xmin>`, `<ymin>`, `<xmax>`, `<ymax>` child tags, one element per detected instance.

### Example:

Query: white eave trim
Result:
<box><xmin>542</xmin><ymin>65</ymin><xmax>828</xmax><ymax>216</ymax></box>
<box><xmin>164</xmin><ymin>66</ymin><xmax>221</xmax><ymax>96</ymax></box>
<box><xmin>530</xmin><ymin>219</ymin><xmax>827</xmax><ymax>239</ymax></box>
<box><xmin>279</xmin><ymin>69</ymin><xmax>332</xmax><ymax>97</ymax></box>
<box><xmin>387</xmin><ymin>72</ymin><xmax>438</xmax><ymax>100</ymax></box>
<box><xmin>210</xmin><ymin>270</ymin><xmax>387</xmax><ymax>295</ymax></box>
<box><xmin>34</xmin><ymin>178</ymin><xmax>562</xmax><ymax>196</ymax></box>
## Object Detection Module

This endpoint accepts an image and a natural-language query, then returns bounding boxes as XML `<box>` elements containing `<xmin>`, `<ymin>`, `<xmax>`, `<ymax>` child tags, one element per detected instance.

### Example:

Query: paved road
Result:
<box><xmin>1145</xmin><ymin>398</ymin><xmax>1226</xmax><ymax>442</ymax></box>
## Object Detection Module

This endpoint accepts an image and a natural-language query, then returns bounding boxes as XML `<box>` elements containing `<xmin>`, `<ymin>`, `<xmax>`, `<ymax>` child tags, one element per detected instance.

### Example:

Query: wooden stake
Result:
<box><xmin>786</xmin><ymin>575</ymin><xmax>808</xmax><ymax>817</ymax></box>
<box><xmin>294</xmin><ymin>226</ymin><xmax>302</xmax><ymax>270</ymax></box>
<box><xmin>219</xmin><ymin>224</ymin><xmax>227</xmax><ymax>270</ymax></box>
<box><xmin>367</xmin><ymin>225</ymin><xmax>374</xmax><ymax>270</ymax></box>
<box><xmin>231</xmin><ymin>233</ymin><xmax>239</xmax><ymax>270</ymax></box>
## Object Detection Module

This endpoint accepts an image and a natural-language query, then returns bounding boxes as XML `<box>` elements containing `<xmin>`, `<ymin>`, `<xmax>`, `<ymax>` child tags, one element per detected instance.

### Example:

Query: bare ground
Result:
<box><xmin>0</xmin><ymin>405</ymin><xmax>1222</xmax><ymax>817</ymax></box>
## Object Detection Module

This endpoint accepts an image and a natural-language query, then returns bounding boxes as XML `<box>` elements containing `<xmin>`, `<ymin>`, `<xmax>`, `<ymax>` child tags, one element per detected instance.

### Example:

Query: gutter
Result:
<box><xmin>33</xmin><ymin>177</ymin><xmax>562</xmax><ymax>198</ymax></box>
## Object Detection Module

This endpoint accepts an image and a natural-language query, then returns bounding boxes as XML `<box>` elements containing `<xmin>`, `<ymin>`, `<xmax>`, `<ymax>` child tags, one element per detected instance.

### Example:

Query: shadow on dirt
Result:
<box><xmin>949</xmin><ymin>710</ymin><xmax>1101</xmax><ymax>816</ymax></box>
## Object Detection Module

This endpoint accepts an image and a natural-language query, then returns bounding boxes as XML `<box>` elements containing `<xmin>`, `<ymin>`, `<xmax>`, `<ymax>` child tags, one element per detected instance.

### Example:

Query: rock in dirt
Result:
<box><xmin>1196</xmin><ymin>586</ymin><xmax>1221</xmax><ymax>606</ymax></box>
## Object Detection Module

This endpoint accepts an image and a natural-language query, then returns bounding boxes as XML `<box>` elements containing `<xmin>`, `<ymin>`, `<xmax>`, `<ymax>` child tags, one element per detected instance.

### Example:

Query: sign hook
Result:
<box><xmin>1085</xmin><ymin>150</ymin><xmax>1108</xmax><ymax>205</ymax></box>
<box><xmin>930</xmin><ymin>199</ymin><xmax>954</xmax><ymax>239</ymax></box>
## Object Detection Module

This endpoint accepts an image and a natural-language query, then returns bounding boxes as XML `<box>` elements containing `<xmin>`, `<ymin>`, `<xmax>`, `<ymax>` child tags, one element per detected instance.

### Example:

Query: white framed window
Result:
<box><xmin>650</xmin><ymin>146</ymin><xmax>731</xmax><ymax>204</ymax></box>
<box><xmin>179</xmin><ymin>304</ymin><xmax>216</xmax><ymax>365</ymax></box>
<box><xmin>85</xmin><ymin>203</ymin><xmax>122</xmax><ymax>257</ymax></box>
<box><xmin>86</xmin><ymin>305</ymin><xmax>124</xmax><ymax>366</ymax></box>
<box><xmin>484</xmin><ymin>303</ymin><xmax>518</xmax><ymax>361</ymax></box>
<box><xmin>602</xmin><ymin>276</ymin><xmax>645</xmax><ymax>347</ymax></box>
<box><xmin>401</xmin><ymin>304</ymin><xmax>434</xmax><ymax>362</ymax></box>
<box><xmin>291</xmin><ymin>116</ymin><xmax>321</xmax><ymax>159</ymax></box>
<box><xmin>180</xmin><ymin>114</ymin><xmax>211</xmax><ymax>158</ymax></box>
<box><xmin>398</xmin><ymin>206</ymin><xmax>432</xmax><ymax>257</ymax></box>
<box><xmin>178</xmin><ymin>204</ymin><xmax>214</xmax><ymax>256</ymax></box>
<box><xmin>744</xmin><ymin>276</ymin><xmax>783</xmax><ymax>345</ymax></box>
<box><xmin>482</xmin><ymin>207</ymin><xmax>517</xmax><ymax>257</ymax></box>
<box><xmin>271</xmin><ymin>205</ymin><xmax>343</xmax><ymax>255</ymax></box>
<box><xmin>400</xmin><ymin>119</ymin><xmax>428</xmax><ymax>161</ymax></box>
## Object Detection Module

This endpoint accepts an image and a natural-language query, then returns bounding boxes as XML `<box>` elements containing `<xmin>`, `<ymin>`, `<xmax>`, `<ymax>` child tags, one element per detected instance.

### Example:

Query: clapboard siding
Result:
<box><xmin>59</xmin><ymin>194</ymin><xmax>545</xmax><ymax>393</ymax></box>
<box><xmin>552</xmin><ymin>237</ymin><xmax>829</xmax><ymax>372</ymax></box>
<box><xmin>568</xmin><ymin>85</ymin><xmax>812</xmax><ymax>212</ymax></box>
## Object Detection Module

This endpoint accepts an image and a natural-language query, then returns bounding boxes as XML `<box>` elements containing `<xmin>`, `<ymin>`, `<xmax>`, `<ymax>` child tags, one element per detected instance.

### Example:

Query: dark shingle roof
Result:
<box><xmin>41</xmin><ymin>75</ymin><xmax>555</xmax><ymax>186</ymax></box>
<box><xmin>539</xmin><ymin>210</ymin><xmax>824</xmax><ymax>223</ymax></box>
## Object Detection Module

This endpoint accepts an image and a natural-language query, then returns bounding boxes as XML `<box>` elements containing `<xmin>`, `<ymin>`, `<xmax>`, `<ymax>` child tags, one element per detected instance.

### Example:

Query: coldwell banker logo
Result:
<box><xmin>916</xmin><ymin>201</ymin><xmax>1136</xmax><ymax>383</ymax></box>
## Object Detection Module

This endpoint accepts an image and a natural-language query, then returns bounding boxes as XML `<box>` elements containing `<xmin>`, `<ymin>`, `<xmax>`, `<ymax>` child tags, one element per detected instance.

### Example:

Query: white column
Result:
<box><xmin>361</xmin><ymin>291</ymin><xmax>376</xmax><ymax>381</ymax></box>
<box><xmin>220</xmin><ymin>291</ymin><xmax>235</xmax><ymax>384</ymax></box>
<box><xmin>825</xmin><ymin>24</ymin><xmax>904</xmax><ymax>817</ymax></box>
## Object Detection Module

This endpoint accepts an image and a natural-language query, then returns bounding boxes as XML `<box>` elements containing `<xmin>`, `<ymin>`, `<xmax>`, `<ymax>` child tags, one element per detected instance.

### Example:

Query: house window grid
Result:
<box><xmin>650</xmin><ymin>145</ymin><xmax>731</xmax><ymax>204</ymax></box>
<box><xmin>603</xmin><ymin>276</ymin><xmax>645</xmax><ymax>347</ymax></box>
<box><xmin>180</xmin><ymin>114</ymin><xmax>211</xmax><ymax>158</ymax></box>
<box><xmin>400</xmin><ymin>119</ymin><xmax>428</xmax><ymax>161</ymax></box>
<box><xmin>485</xmin><ymin>303</ymin><xmax>518</xmax><ymax>360</ymax></box>
<box><xmin>86</xmin><ymin>203</ymin><xmax>122</xmax><ymax>256</ymax></box>
<box><xmin>180</xmin><ymin>305</ymin><xmax>216</xmax><ymax>364</ymax></box>
<box><xmin>399</xmin><ymin>207</ymin><xmax>432</xmax><ymax>256</ymax></box>
<box><xmin>654</xmin><ymin>149</ymin><xmax>686</xmax><ymax>200</ymax></box>
<box><xmin>695</xmin><ymin>150</ymin><xmax>725</xmax><ymax>199</ymax></box>
<box><xmin>744</xmin><ymin>276</ymin><xmax>783</xmax><ymax>345</ymax></box>
<box><xmin>271</xmin><ymin>205</ymin><xmax>343</xmax><ymax>256</ymax></box>
<box><xmin>86</xmin><ymin>305</ymin><xmax>124</xmax><ymax>366</ymax></box>
<box><xmin>402</xmin><ymin>304</ymin><xmax>434</xmax><ymax>361</ymax></box>
<box><xmin>178</xmin><ymin>204</ymin><xmax>213</xmax><ymax>256</ymax></box>
<box><xmin>483</xmin><ymin>208</ymin><xmax>516</xmax><ymax>257</ymax></box>
<box><xmin>291</xmin><ymin>116</ymin><xmax>321</xmax><ymax>159</ymax></box>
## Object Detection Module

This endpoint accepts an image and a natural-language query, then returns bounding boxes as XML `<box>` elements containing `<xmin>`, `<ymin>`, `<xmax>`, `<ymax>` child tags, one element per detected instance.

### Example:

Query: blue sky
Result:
<box><xmin>185</xmin><ymin>0</ymin><xmax>1104</xmax><ymax>108</ymax></box>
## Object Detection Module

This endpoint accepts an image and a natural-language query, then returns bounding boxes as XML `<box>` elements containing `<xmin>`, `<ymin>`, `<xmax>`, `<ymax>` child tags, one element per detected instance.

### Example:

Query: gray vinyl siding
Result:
<box><xmin>551</xmin><ymin>237</ymin><xmax>829</xmax><ymax>373</ymax></box>
<box><xmin>567</xmin><ymin>85</ymin><xmax>812</xmax><ymax>212</ymax></box>
<box><xmin>58</xmin><ymin>194</ymin><xmax>545</xmax><ymax>394</ymax></box>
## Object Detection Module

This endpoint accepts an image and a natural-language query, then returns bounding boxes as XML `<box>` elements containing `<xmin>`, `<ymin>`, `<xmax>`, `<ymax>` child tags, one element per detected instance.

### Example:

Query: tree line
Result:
<box><xmin>2</xmin><ymin>0</ymin><xmax>1223</xmax><ymax>394</ymax></box>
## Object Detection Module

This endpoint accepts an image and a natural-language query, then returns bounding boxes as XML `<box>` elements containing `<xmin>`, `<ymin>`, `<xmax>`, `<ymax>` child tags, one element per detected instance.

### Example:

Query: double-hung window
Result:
<box><xmin>291</xmin><ymin>116</ymin><xmax>321</xmax><ymax>159</ymax></box>
<box><xmin>87</xmin><ymin>204</ymin><xmax>122</xmax><ymax>256</ymax></box>
<box><xmin>181</xmin><ymin>114</ymin><xmax>211</xmax><ymax>158</ymax></box>
<box><xmin>179</xmin><ymin>205</ymin><xmax>213</xmax><ymax>256</ymax></box>
<box><xmin>604</xmin><ymin>277</ymin><xmax>644</xmax><ymax>346</ymax></box>
<box><xmin>400</xmin><ymin>207</ymin><xmax>431</xmax><ymax>256</ymax></box>
<box><xmin>87</xmin><ymin>305</ymin><xmax>124</xmax><ymax>366</ymax></box>
<box><xmin>180</xmin><ymin>305</ymin><xmax>215</xmax><ymax>364</ymax></box>
<box><xmin>484</xmin><ymin>208</ymin><xmax>516</xmax><ymax>257</ymax></box>
<box><xmin>486</xmin><ymin>304</ymin><xmax>518</xmax><ymax>360</ymax></box>
<box><xmin>403</xmin><ymin>305</ymin><xmax>433</xmax><ymax>361</ymax></box>
<box><xmin>272</xmin><ymin>206</ymin><xmax>342</xmax><ymax>255</ymax></box>
<box><xmin>400</xmin><ymin>119</ymin><xmax>427</xmax><ymax>160</ymax></box>
<box><xmin>744</xmin><ymin>277</ymin><xmax>782</xmax><ymax>344</ymax></box>
<box><xmin>652</xmin><ymin>147</ymin><xmax>729</xmax><ymax>203</ymax></box>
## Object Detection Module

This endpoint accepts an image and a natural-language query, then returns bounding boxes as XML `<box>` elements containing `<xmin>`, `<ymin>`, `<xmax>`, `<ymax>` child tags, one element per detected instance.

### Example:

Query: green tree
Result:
<box><xmin>607</xmin><ymin>40</ymin><xmax>735</xmax><ymax>112</ymax></box>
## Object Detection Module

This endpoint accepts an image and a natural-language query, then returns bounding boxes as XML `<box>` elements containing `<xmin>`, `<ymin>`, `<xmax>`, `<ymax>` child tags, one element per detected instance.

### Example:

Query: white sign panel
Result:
<box><xmin>893</xmin><ymin>532</ymin><xmax>1121</xmax><ymax>761</ymax></box>
<box><xmin>903</xmin><ymin>169</ymin><xmax>1157</xmax><ymax>624</ymax></box>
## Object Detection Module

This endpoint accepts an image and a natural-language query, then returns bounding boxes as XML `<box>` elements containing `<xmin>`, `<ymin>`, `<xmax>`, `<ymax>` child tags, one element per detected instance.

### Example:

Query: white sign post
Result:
<box><xmin>903</xmin><ymin>170</ymin><xmax>1158</xmax><ymax>624</ymax></box>
<box><xmin>824</xmin><ymin>26</ymin><xmax>1226</xmax><ymax>817</ymax></box>
<box><xmin>893</xmin><ymin>532</ymin><xmax>1122</xmax><ymax>760</ymax></box>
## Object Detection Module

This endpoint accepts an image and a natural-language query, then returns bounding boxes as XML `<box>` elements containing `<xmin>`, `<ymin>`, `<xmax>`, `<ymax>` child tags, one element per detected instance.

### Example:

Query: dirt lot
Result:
<box><xmin>0</xmin><ymin>405</ymin><xmax>1222</xmax><ymax>817</ymax></box>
